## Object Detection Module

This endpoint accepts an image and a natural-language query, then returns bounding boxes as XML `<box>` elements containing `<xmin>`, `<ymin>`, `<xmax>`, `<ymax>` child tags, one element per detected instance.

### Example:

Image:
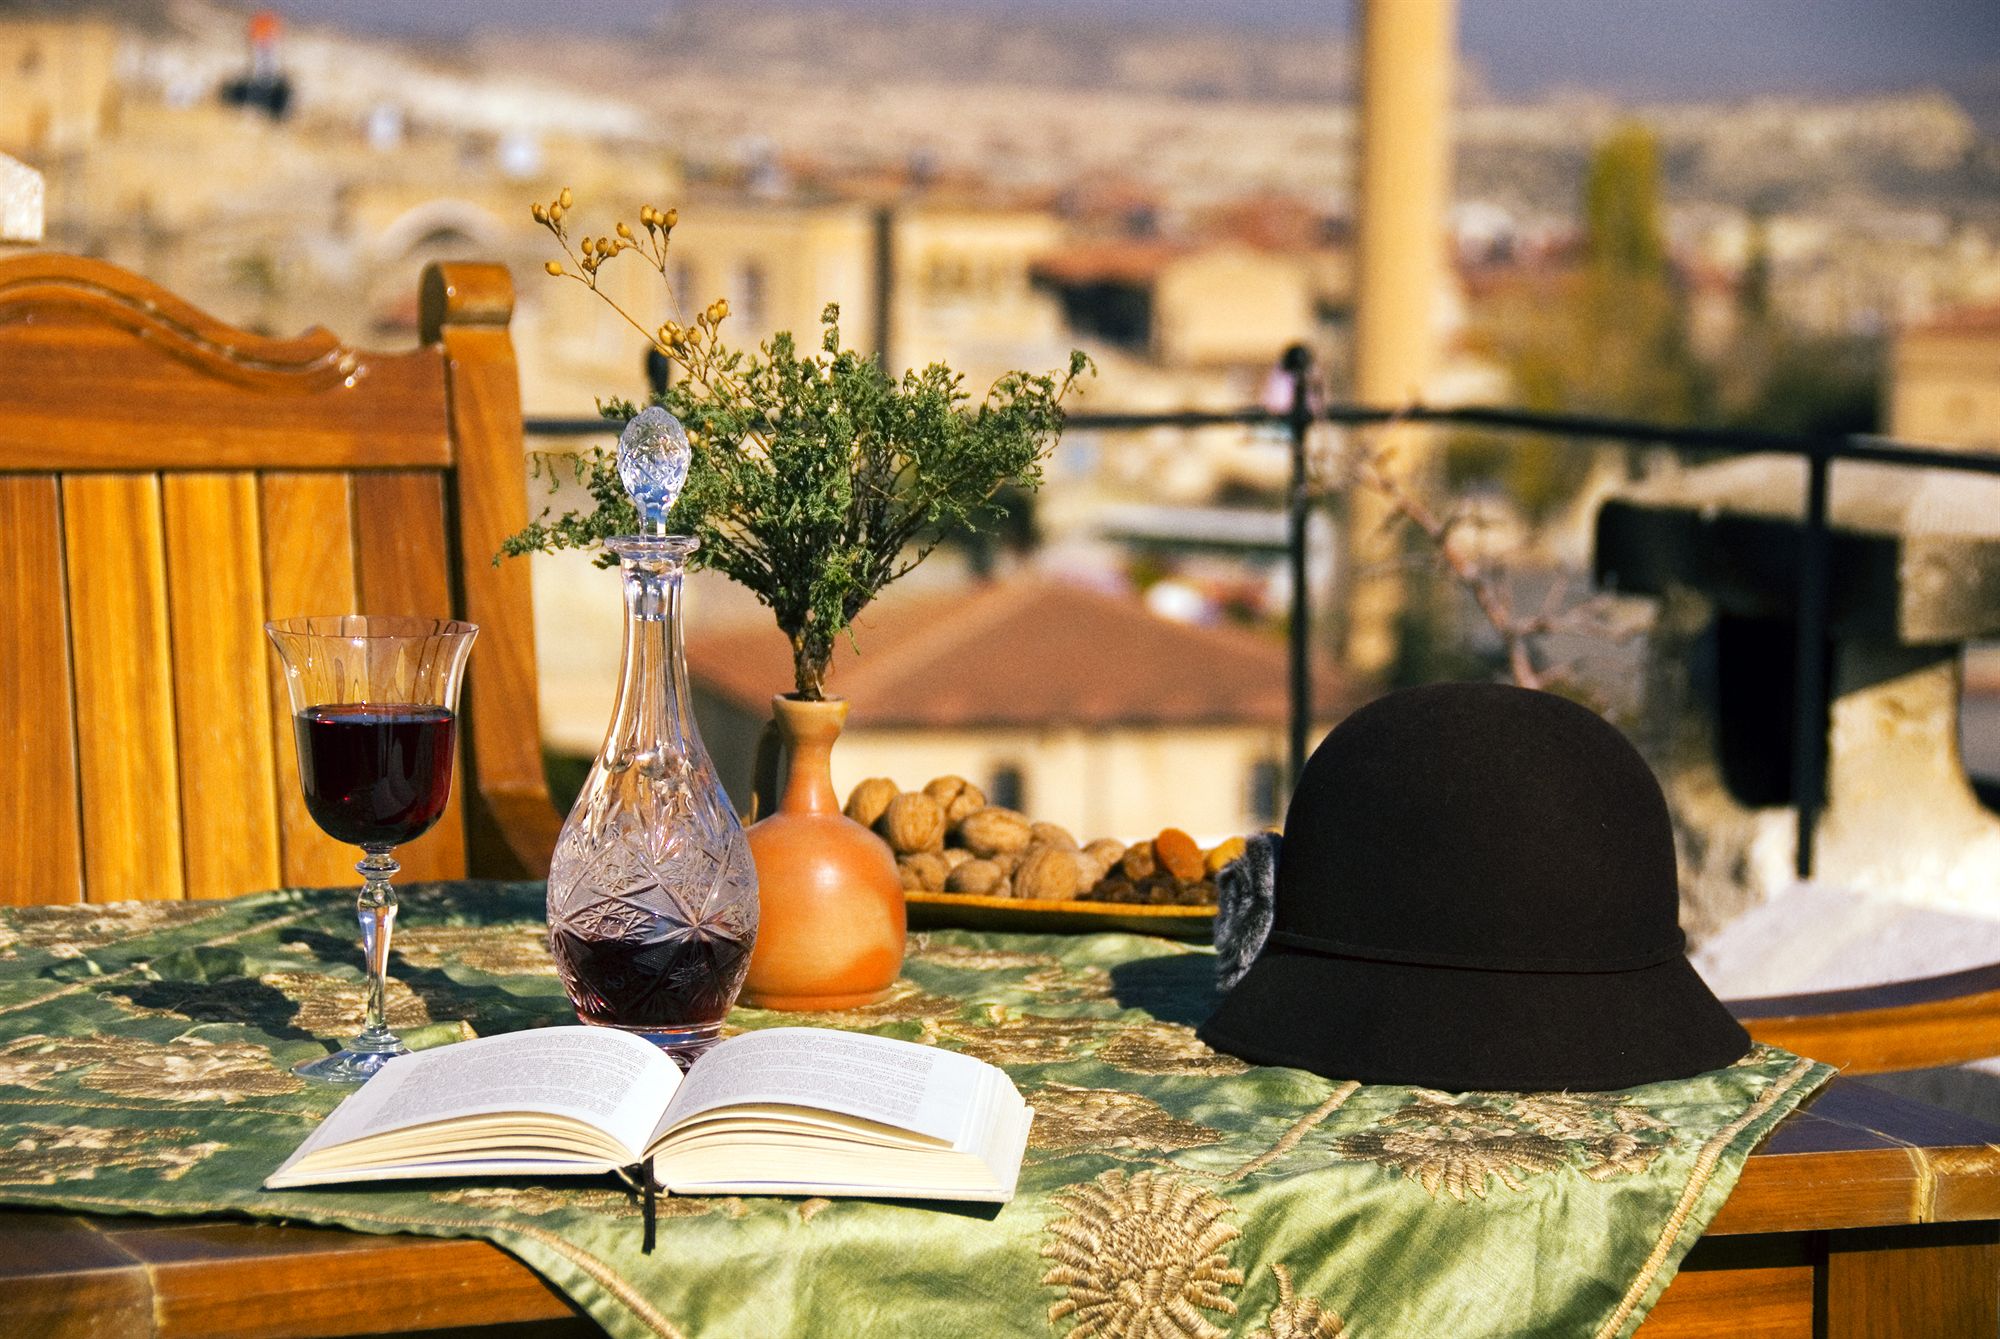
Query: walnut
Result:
<box><xmin>877</xmin><ymin>793</ymin><xmax>946</xmax><ymax>854</ymax></box>
<box><xmin>844</xmin><ymin>777</ymin><xmax>901</xmax><ymax>828</ymax></box>
<box><xmin>957</xmin><ymin>806</ymin><xmax>1032</xmax><ymax>858</ymax></box>
<box><xmin>1153</xmin><ymin>828</ymin><xmax>1205</xmax><ymax>882</ymax></box>
<box><xmin>1083</xmin><ymin>837</ymin><xmax>1127</xmax><ymax>870</ymax></box>
<box><xmin>1138</xmin><ymin>876</ymin><xmax>1181</xmax><ymax>906</ymax></box>
<box><xmin>989</xmin><ymin>849</ymin><xmax>1023</xmax><ymax>876</ymax></box>
<box><xmin>1029</xmin><ymin>821</ymin><xmax>1078</xmax><ymax>850</ymax></box>
<box><xmin>946</xmin><ymin>858</ymin><xmax>1007</xmax><ymax>895</ymax></box>
<box><xmin>924</xmin><ymin>775</ymin><xmax>988</xmax><ymax>825</ymax></box>
<box><xmin>1119</xmin><ymin>840</ymin><xmax>1157</xmax><ymax>881</ymax></box>
<box><xmin>1014</xmin><ymin>844</ymin><xmax>1085</xmax><ymax>901</ymax></box>
<box><xmin>940</xmin><ymin>847</ymin><xmax>972</xmax><ymax>871</ymax></box>
<box><xmin>1204</xmin><ymin>836</ymin><xmax>1248</xmax><ymax>874</ymax></box>
<box><xmin>897</xmin><ymin>852</ymin><xmax>949</xmax><ymax>893</ymax></box>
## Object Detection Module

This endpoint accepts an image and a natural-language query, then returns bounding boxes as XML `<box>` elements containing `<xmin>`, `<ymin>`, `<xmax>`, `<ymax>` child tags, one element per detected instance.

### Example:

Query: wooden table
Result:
<box><xmin>2</xmin><ymin>1079</ymin><xmax>1995</xmax><ymax>1339</ymax></box>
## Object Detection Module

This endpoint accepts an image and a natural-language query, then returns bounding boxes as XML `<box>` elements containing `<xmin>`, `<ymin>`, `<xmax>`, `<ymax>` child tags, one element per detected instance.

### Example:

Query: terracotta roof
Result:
<box><xmin>1030</xmin><ymin>240</ymin><xmax>1191</xmax><ymax>287</ymax></box>
<box><xmin>1908</xmin><ymin>303</ymin><xmax>2000</xmax><ymax>337</ymax></box>
<box><xmin>687</xmin><ymin>576</ymin><xmax>1350</xmax><ymax>730</ymax></box>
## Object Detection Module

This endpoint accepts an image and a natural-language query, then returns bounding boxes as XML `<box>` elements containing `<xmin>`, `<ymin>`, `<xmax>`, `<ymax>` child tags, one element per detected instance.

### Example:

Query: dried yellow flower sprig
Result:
<box><xmin>529</xmin><ymin>186</ymin><xmax>741</xmax><ymax>399</ymax></box>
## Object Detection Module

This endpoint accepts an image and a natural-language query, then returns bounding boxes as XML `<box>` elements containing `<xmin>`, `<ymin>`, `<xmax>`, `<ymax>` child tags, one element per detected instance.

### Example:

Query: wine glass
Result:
<box><xmin>266</xmin><ymin>616</ymin><xmax>479</xmax><ymax>1083</ymax></box>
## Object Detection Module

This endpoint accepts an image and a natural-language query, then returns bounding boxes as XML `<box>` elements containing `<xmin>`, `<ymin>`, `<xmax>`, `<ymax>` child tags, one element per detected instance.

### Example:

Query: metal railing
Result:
<box><xmin>524</xmin><ymin>404</ymin><xmax>2000</xmax><ymax>880</ymax></box>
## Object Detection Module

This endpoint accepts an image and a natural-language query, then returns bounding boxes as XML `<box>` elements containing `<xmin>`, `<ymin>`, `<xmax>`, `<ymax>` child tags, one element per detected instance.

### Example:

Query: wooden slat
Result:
<box><xmin>62</xmin><ymin>473</ymin><xmax>184</xmax><ymax>902</ymax></box>
<box><xmin>1639</xmin><ymin>1262</ymin><xmax>1814</xmax><ymax>1337</ymax></box>
<box><xmin>1735</xmin><ymin>962</ymin><xmax>2000</xmax><ymax>1074</ymax></box>
<box><xmin>163</xmin><ymin>474</ymin><xmax>283</xmax><ymax>900</ymax></box>
<box><xmin>0</xmin><ymin>476</ymin><xmax>83</xmax><ymax>905</ymax></box>
<box><xmin>1825</xmin><ymin>1225</ymin><xmax>2000</xmax><ymax>1339</ymax></box>
<box><xmin>430</xmin><ymin>314</ymin><xmax>561</xmax><ymax>878</ymax></box>
<box><xmin>258</xmin><ymin>472</ymin><xmax>362</xmax><ymax>889</ymax></box>
<box><xmin>0</xmin><ymin>256</ymin><xmax>450</xmax><ymax>473</ymax></box>
<box><xmin>353</xmin><ymin>469</ymin><xmax>468</xmax><ymax>881</ymax></box>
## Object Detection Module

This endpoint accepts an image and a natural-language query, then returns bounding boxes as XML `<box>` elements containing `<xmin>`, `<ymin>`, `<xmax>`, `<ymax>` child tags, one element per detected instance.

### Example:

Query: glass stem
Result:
<box><xmin>353</xmin><ymin>847</ymin><xmax>402</xmax><ymax>1053</ymax></box>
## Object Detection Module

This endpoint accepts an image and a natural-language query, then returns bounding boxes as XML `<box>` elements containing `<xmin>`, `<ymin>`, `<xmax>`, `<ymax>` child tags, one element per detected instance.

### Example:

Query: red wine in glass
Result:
<box><xmin>294</xmin><ymin>704</ymin><xmax>456</xmax><ymax>849</ymax></box>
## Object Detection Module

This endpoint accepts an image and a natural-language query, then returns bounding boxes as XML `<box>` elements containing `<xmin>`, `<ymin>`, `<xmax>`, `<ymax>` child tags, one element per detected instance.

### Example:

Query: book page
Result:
<box><xmin>287</xmin><ymin>1026</ymin><xmax>683</xmax><ymax>1167</ymax></box>
<box><xmin>656</xmin><ymin>1028</ymin><xmax>988</xmax><ymax>1148</ymax></box>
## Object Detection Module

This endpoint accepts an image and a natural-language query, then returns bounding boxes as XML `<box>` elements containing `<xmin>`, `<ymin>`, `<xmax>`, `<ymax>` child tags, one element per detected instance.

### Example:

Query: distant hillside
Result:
<box><xmin>642</xmin><ymin>1</ymin><xmax>1354</xmax><ymax>104</ymax></box>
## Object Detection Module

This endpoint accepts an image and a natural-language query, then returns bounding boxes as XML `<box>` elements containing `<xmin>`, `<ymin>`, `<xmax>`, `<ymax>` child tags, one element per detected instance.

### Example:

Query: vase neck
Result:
<box><xmin>604</xmin><ymin>542</ymin><xmax>699</xmax><ymax>766</ymax></box>
<box><xmin>774</xmin><ymin>698</ymin><xmax>847</xmax><ymax>816</ymax></box>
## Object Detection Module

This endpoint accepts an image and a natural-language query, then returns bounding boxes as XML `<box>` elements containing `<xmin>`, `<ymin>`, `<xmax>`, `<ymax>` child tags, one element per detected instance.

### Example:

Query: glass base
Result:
<box><xmin>585</xmin><ymin>1020</ymin><xmax>723</xmax><ymax>1071</ymax></box>
<box><xmin>294</xmin><ymin>1042</ymin><xmax>409</xmax><ymax>1084</ymax></box>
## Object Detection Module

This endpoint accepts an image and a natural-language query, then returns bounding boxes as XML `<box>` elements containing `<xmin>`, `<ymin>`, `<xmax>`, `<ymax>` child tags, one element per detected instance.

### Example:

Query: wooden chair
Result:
<box><xmin>0</xmin><ymin>253</ymin><xmax>561</xmax><ymax>904</ymax></box>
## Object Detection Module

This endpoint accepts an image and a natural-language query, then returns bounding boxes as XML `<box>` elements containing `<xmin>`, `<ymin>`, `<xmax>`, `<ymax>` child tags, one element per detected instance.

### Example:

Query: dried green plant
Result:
<box><xmin>500</xmin><ymin>188</ymin><xmax>1091</xmax><ymax>699</ymax></box>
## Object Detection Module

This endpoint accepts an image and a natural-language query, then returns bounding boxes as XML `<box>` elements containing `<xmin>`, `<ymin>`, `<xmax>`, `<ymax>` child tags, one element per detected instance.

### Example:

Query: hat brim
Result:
<box><xmin>1198</xmin><ymin>946</ymin><xmax>1751</xmax><ymax>1092</ymax></box>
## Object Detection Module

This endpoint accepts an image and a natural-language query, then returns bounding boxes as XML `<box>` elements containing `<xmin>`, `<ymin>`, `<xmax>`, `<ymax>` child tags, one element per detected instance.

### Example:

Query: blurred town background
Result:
<box><xmin>8</xmin><ymin>0</ymin><xmax>2000</xmax><ymax>900</ymax></box>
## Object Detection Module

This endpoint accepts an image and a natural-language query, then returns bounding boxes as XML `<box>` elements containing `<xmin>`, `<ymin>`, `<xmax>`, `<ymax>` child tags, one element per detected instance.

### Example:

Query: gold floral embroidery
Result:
<box><xmin>1508</xmin><ymin>1093</ymin><xmax>1674</xmax><ymax>1181</ymax></box>
<box><xmin>1336</xmin><ymin>1089</ymin><xmax>1676</xmax><ymax>1200</ymax></box>
<box><xmin>1022</xmin><ymin>963</ymin><xmax>1116</xmax><ymax>1001</ymax></box>
<box><xmin>434</xmin><ymin>1183</ymin><xmax>751</xmax><ymax>1220</ymax></box>
<box><xmin>796</xmin><ymin>1197</ymin><xmax>833</xmax><ymax>1222</ymax></box>
<box><xmin>260</xmin><ymin>971</ymin><xmax>433</xmax><ymax>1037</ymax></box>
<box><xmin>436</xmin><ymin>1184</ymin><xmax>642</xmax><ymax>1217</ymax></box>
<box><xmin>0</xmin><ymin>1122</ymin><xmax>222</xmax><ymax>1184</ymax></box>
<box><xmin>1252</xmin><ymin>1264</ymin><xmax>1345</xmax><ymax>1339</ymax></box>
<box><xmin>913</xmin><ymin>945</ymin><xmax>1059</xmax><ymax>972</ymax></box>
<box><xmin>393</xmin><ymin>923</ymin><xmax>557</xmax><ymax>976</ymax></box>
<box><xmin>943</xmin><ymin>1010</ymin><xmax>1105</xmax><ymax>1065</ymax></box>
<box><xmin>752</xmin><ymin>979</ymin><xmax>964</xmax><ymax>1029</ymax></box>
<box><xmin>80</xmin><ymin>1038</ymin><xmax>304</xmax><ymax>1103</ymax></box>
<box><xmin>1098</xmin><ymin>1022</ymin><xmax>1251</xmax><ymax>1077</ymax></box>
<box><xmin>0</xmin><ymin>902</ymin><xmax>225</xmax><ymax>957</ymax></box>
<box><xmin>1042</xmin><ymin>1169</ymin><xmax>1244</xmax><ymax>1339</ymax></box>
<box><xmin>1028</xmin><ymin>1083</ymin><xmax>1223</xmax><ymax>1153</ymax></box>
<box><xmin>0</xmin><ymin>1035</ymin><xmax>125</xmax><ymax>1090</ymax></box>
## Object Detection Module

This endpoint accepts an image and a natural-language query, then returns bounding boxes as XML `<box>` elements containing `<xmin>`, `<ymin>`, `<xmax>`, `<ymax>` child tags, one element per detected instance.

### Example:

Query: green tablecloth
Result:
<box><xmin>0</xmin><ymin>883</ymin><xmax>1828</xmax><ymax>1339</ymax></box>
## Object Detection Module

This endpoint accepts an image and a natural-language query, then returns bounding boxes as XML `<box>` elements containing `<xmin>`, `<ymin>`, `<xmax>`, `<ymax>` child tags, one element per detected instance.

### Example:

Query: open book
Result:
<box><xmin>267</xmin><ymin>1026</ymin><xmax>1034</xmax><ymax>1203</ymax></box>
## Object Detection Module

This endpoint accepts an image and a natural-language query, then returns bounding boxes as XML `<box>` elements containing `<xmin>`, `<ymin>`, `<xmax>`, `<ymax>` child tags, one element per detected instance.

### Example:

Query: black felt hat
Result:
<box><xmin>1199</xmin><ymin>681</ymin><xmax>1750</xmax><ymax>1091</ymax></box>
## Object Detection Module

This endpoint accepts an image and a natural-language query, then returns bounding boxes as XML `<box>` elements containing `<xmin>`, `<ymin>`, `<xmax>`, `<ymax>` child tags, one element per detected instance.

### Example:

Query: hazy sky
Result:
<box><xmin>247</xmin><ymin>0</ymin><xmax>2000</xmax><ymax>107</ymax></box>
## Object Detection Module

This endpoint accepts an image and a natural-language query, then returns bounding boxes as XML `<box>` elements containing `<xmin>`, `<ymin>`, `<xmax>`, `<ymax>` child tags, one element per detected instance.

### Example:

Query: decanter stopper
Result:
<box><xmin>617</xmin><ymin>406</ymin><xmax>692</xmax><ymax>536</ymax></box>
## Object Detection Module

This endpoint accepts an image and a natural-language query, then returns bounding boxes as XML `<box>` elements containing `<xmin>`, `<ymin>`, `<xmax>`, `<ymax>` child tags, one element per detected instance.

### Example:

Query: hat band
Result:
<box><xmin>1263</xmin><ymin>927</ymin><xmax>1689</xmax><ymax>975</ymax></box>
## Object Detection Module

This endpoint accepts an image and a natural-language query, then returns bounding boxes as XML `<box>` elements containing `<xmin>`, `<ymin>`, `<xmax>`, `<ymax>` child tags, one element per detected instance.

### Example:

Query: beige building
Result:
<box><xmin>0</xmin><ymin>18</ymin><xmax>121</xmax><ymax>156</ymax></box>
<box><xmin>1032</xmin><ymin>238</ymin><xmax>1339</xmax><ymax>371</ymax></box>
<box><xmin>683</xmin><ymin>576</ymin><xmax>1349</xmax><ymax>842</ymax></box>
<box><xmin>1891</xmin><ymin>305</ymin><xmax>2000</xmax><ymax>450</ymax></box>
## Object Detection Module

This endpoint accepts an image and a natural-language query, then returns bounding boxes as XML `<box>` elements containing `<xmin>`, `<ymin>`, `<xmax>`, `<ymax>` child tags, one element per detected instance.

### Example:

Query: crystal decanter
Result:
<box><xmin>546</xmin><ymin>408</ymin><xmax>758</xmax><ymax>1064</ymax></box>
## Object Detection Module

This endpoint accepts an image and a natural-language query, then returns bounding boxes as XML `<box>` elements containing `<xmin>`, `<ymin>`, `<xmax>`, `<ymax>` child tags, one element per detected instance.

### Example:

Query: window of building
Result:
<box><xmin>1247</xmin><ymin>758</ymin><xmax>1284</xmax><ymax>826</ymax></box>
<box><xmin>988</xmin><ymin>763</ymin><xmax>1025</xmax><ymax>813</ymax></box>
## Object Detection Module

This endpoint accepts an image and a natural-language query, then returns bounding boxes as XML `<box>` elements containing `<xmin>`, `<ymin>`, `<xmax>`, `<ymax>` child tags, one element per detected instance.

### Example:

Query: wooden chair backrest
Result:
<box><xmin>0</xmin><ymin>254</ymin><xmax>558</xmax><ymax>904</ymax></box>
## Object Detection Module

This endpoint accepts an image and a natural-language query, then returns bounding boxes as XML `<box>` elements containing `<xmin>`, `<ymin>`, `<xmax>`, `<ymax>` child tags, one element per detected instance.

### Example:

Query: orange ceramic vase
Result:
<box><xmin>742</xmin><ymin>696</ymin><xmax>906</xmax><ymax>1009</ymax></box>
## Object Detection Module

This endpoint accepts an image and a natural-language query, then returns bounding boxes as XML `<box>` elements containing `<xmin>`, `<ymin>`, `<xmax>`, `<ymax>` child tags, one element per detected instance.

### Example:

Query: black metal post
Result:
<box><xmin>1791</xmin><ymin>448</ymin><xmax>1833</xmax><ymax>879</ymax></box>
<box><xmin>1287</xmin><ymin>361</ymin><xmax>1313</xmax><ymax>789</ymax></box>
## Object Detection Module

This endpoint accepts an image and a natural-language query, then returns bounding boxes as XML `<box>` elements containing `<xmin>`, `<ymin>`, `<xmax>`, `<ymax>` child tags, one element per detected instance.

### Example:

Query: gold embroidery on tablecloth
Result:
<box><xmin>750</xmin><ymin>979</ymin><xmax>965</xmax><ymax>1029</ymax></box>
<box><xmin>944</xmin><ymin>1009</ymin><xmax>1106</xmax><ymax>1065</ymax></box>
<box><xmin>1042</xmin><ymin>1169</ymin><xmax>1243</xmax><ymax>1339</ymax></box>
<box><xmin>393</xmin><ymin>923</ymin><xmax>558</xmax><ymax>976</ymax></box>
<box><xmin>1335</xmin><ymin>1089</ymin><xmax>1677</xmax><ymax>1201</ymax></box>
<box><xmin>0</xmin><ymin>1122</ymin><xmax>222</xmax><ymax>1184</ymax></box>
<box><xmin>1252</xmin><ymin>1263</ymin><xmax>1345</xmax><ymax>1339</ymax></box>
<box><xmin>796</xmin><ymin>1197</ymin><xmax>833</xmax><ymax>1222</ymax></box>
<box><xmin>1022</xmin><ymin>964</ymin><xmax>1116</xmax><ymax>1001</ymax></box>
<box><xmin>0</xmin><ymin>907</ymin><xmax>321</xmax><ymax>1019</ymax></box>
<box><xmin>1028</xmin><ymin>1083</ymin><xmax>1223</xmax><ymax>1153</ymax></box>
<box><xmin>261</xmin><ymin>971</ymin><xmax>434</xmax><ymax>1036</ymax></box>
<box><xmin>1098</xmin><ymin>1021</ymin><xmax>1251</xmax><ymax>1077</ymax></box>
<box><xmin>0</xmin><ymin>901</ymin><xmax>227</xmax><ymax>957</ymax></box>
<box><xmin>913</xmin><ymin>945</ymin><xmax>1060</xmax><ymax>972</ymax></box>
<box><xmin>79</xmin><ymin>1038</ymin><xmax>305</xmax><ymax>1103</ymax></box>
<box><xmin>433</xmin><ymin>1184</ymin><xmax>749</xmax><ymax>1221</ymax></box>
<box><xmin>0</xmin><ymin>1034</ymin><xmax>125</xmax><ymax>1089</ymax></box>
